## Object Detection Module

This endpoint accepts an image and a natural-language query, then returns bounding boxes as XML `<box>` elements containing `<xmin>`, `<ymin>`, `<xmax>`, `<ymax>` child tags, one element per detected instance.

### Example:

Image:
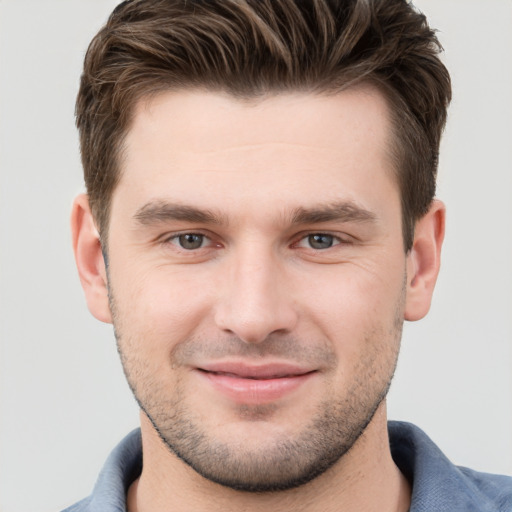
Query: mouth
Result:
<box><xmin>194</xmin><ymin>362</ymin><xmax>317</xmax><ymax>404</ymax></box>
<box><xmin>201</xmin><ymin>370</ymin><xmax>310</xmax><ymax>379</ymax></box>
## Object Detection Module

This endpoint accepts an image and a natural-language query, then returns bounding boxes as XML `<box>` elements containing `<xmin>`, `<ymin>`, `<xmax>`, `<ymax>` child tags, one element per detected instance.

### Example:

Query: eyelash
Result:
<box><xmin>294</xmin><ymin>233</ymin><xmax>342</xmax><ymax>250</ymax></box>
<box><xmin>166</xmin><ymin>232</ymin><xmax>215</xmax><ymax>251</ymax></box>
<box><xmin>164</xmin><ymin>231</ymin><xmax>350</xmax><ymax>252</ymax></box>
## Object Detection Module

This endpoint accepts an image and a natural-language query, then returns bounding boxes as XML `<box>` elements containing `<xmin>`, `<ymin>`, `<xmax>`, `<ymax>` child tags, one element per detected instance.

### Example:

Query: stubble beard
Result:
<box><xmin>136</xmin><ymin>374</ymin><xmax>393</xmax><ymax>492</ymax></box>
<box><xmin>110</xmin><ymin>288</ymin><xmax>404</xmax><ymax>493</ymax></box>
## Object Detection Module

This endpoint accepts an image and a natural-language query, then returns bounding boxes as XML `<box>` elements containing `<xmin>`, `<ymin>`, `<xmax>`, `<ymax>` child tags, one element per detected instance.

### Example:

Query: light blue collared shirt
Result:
<box><xmin>62</xmin><ymin>421</ymin><xmax>512</xmax><ymax>512</ymax></box>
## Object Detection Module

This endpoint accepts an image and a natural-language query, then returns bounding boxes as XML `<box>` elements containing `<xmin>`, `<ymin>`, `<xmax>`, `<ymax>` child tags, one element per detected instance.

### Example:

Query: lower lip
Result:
<box><xmin>198</xmin><ymin>371</ymin><xmax>315</xmax><ymax>404</ymax></box>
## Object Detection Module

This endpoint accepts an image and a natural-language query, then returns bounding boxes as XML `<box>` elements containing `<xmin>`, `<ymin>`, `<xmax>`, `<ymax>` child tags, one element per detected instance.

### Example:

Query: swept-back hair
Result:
<box><xmin>76</xmin><ymin>0</ymin><xmax>451</xmax><ymax>250</ymax></box>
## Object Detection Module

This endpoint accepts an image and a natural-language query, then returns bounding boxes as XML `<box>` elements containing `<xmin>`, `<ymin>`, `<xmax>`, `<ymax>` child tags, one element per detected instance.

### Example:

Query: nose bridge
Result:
<box><xmin>214</xmin><ymin>240</ymin><xmax>297</xmax><ymax>343</ymax></box>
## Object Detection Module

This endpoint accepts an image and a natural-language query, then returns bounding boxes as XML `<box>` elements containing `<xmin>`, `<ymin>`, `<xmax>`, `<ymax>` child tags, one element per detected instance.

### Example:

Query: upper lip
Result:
<box><xmin>196</xmin><ymin>361</ymin><xmax>315</xmax><ymax>379</ymax></box>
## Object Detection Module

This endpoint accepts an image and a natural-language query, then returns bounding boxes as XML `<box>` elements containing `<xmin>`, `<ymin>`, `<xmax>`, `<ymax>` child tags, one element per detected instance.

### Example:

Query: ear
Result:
<box><xmin>71</xmin><ymin>194</ymin><xmax>112</xmax><ymax>324</ymax></box>
<box><xmin>404</xmin><ymin>200</ymin><xmax>445</xmax><ymax>321</ymax></box>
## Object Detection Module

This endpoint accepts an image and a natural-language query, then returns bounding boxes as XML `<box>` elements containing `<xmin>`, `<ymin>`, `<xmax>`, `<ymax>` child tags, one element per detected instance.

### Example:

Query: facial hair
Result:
<box><xmin>110</xmin><ymin>283</ymin><xmax>405</xmax><ymax>492</ymax></box>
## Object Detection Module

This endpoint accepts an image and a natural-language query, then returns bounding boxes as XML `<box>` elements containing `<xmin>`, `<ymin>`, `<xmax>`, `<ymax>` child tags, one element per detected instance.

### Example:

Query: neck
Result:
<box><xmin>127</xmin><ymin>403</ymin><xmax>410</xmax><ymax>512</ymax></box>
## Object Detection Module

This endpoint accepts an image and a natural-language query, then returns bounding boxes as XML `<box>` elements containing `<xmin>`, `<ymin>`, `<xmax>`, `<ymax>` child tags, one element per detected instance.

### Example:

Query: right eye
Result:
<box><xmin>169</xmin><ymin>233</ymin><xmax>208</xmax><ymax>250</ymax></box>
<box><xmin>304</xmin><ymin>233</ymin><xmax>336</xmax><ymax>250</ymax></box>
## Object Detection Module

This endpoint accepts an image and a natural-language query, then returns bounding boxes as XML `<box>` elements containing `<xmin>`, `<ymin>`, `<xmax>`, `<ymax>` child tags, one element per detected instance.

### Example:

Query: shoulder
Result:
<box><xmin>60</xmin><ymin>429</ymin><xmax>142</xmax><ymax>512</ymax></box>
<box><xmin>388</xmin><ymin>421</ymin><xmax>512</xmax><ymax>512</ymax></box>
<box><xmin>61</xmin><ymin>497</ymin><xmax>91</xmax><ymax>512</ymax></box>
<box><xmin>457</xmin><ymin>466</ymin><xmax>512</xmax><ymax>511</ymax></box>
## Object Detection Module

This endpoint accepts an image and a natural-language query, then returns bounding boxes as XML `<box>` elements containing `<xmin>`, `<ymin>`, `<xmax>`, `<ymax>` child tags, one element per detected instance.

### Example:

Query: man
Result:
<box><xmin>65</xmin><ymin>0</ymin><xmax>512</xmax><ymax>511</ymax></box>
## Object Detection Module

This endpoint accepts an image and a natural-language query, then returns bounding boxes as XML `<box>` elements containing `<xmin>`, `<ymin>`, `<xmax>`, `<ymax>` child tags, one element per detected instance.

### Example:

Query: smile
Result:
<box><xmin>195</xmin><ymin>362</ymin><xmax>316</xmax><ymax>404</ymax></box>
<box><xmin>206</xmin><ymin>371</ymin><xmax>301</xmax><ymax>380</ymax></box>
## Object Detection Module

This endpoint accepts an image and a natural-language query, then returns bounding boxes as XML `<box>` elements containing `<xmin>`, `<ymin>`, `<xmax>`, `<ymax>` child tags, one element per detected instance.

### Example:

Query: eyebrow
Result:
<box><xmin>134</xmin><ymin>201</ymin><xmax>226</xmax><ymax>226</ymax></box>
<box><xmin>290</xmin><ymin>202</ymin><xmax>377</xmax><ymax>225</ymax></box>
<box><xmin>133</xmin><ymin>200</ymin><xmax>377</xmax><ymax>227</ymax></box>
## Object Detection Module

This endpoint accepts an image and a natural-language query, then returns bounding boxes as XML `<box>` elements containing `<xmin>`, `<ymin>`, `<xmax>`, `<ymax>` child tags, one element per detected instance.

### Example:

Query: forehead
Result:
<box><xmin>126</xmin><ymin>86</ymin><xmax>392</xmax><ymax>160</ymax></box>
<box><xmin>113</xmin><ymin>87</ymin><xmax>397</xmax><ymax>222</ymax></box>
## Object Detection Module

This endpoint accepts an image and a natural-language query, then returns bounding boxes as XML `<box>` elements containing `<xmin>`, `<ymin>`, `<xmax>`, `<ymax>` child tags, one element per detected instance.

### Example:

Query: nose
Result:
<box><xmin>214</xmin><ymin>246</ymin><xmax>298</xmax><ymax>344</ymax></box>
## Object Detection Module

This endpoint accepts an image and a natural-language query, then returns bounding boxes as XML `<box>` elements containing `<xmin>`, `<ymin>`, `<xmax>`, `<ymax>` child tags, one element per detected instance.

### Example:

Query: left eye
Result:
<box><xmin>298</xmin><ymin>234</ymin><xmax>339</xmax><ymax>250</ymax></box>
<box><xmin>172</xmin><ymin>233</ymin><xmax>207</xmax><ymax>250</ymax></box>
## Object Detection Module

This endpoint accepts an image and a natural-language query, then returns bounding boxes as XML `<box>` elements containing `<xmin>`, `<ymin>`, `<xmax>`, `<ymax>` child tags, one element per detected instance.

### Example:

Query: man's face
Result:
<box><xmin>103</xmin><ymin>88</ymin><xmax>410</xmax><ymax>490</ymax></box>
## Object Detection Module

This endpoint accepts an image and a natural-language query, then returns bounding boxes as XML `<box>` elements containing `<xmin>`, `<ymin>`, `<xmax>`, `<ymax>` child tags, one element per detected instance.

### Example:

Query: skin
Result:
<box><xmin>72</xmin><ymin>87</ymin><xmax>445</xmax><ymax>511</ymax></box>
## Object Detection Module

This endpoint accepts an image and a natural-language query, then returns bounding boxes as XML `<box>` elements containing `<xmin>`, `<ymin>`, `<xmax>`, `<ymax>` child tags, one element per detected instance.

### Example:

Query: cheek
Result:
<box><xmin>302</xmin><ymin>260</ymin><xmax>405</xmax><ymax>324</ymax></box>
<box><xmin>298</xmin><ymin>261</ymin><xmax>405</xmax><ymax>374</ymax></box>
<box><xmin>110</xmin><ymin>264</ymin><xmax>215</xmax><ymax>348</ymax></box>
<box><xmin>316</xmin><ymin>272</ymin><xmax>404</xmax><ymax>387</ymax></box>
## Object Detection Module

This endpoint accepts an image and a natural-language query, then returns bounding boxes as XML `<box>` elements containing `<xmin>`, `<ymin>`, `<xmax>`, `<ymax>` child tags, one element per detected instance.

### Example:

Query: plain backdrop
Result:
<box><xmin>1</xmin><ymin>1</ymin><xmax>511</xmax><ymax>511</ymax></box>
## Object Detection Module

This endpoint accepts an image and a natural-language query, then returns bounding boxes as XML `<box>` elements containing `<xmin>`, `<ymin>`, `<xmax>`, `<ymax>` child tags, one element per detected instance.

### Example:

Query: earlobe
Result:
<box><xmin>404</xmin><ymin>200</ymin><xmax>445</xmax><ymax>321</ymax></box>
<box><xmin>71</xmin><ymin>194</ymin><xmax>112</xmax><ymax>324</ymax></box>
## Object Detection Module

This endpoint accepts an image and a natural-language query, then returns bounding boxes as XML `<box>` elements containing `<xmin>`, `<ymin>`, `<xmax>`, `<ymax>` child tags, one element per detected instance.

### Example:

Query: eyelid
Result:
<box><xmin>293</xmin><ymin>231</ymin><xmax>353</xmax><ymax>249</ymax></box>
<box><xmin>157</xmin><ymin>229</ymin><xmax>354</xmax><ymax>253</ymax></box>
<box><xmin>172</xmin><ymin>233</ymin><xmax>207</xmax><ymax>250</ymax></box>
<box><xmin>161</xmin><ymin>230</ymin><xmax>218</xmax><ymax>250</ymax></box>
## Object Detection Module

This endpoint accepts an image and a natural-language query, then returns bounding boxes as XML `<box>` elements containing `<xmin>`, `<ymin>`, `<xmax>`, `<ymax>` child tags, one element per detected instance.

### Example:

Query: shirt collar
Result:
<box><xmin>67</xmin><ymin>422</ymin><xmax>510</xmax><ymax>511</ymax></box>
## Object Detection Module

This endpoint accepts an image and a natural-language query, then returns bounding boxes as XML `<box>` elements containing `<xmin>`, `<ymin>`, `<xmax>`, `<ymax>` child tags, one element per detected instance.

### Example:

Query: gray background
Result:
<box><xmin>1</xmin><ymin>1</ymin><xmax>511</xmax><ymax>511</ymax></box>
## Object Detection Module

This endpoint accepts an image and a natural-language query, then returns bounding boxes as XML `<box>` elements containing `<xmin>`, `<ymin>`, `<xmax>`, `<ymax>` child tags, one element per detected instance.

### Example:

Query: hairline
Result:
<box><xmin>95</xmin><ymin>81</ymin><xmax>416</xmax><ymax>253</ymax></box>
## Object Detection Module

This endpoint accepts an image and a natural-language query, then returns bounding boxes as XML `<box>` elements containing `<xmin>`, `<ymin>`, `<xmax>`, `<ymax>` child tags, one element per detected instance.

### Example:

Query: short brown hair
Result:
<box><xmin>76</xmin><ymin>0</ymin><xmax>451</xmax><ymax>250</ymax></box>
